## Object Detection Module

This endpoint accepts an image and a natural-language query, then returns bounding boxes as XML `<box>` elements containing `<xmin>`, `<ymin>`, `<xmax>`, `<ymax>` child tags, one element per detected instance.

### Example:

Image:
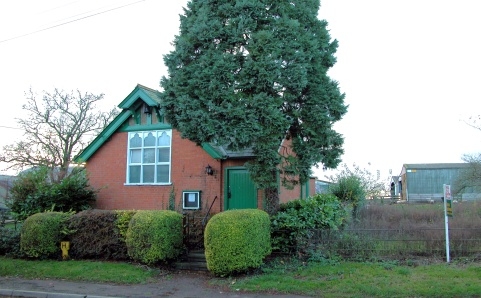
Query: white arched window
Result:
<box><xmin>127</xmin><ymin>130</ymin><xmax>172</xmax><ymax>184</ymax></box>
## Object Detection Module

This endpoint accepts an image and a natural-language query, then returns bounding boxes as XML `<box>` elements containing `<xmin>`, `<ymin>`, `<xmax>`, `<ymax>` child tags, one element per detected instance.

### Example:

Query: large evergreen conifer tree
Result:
<box><xmin>161</xmin><ymin>0</ymin><xmax>347</xmax><ymax>213</ymax></box>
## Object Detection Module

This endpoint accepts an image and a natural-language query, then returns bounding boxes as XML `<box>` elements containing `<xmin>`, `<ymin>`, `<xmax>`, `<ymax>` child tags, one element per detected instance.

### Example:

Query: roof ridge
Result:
<box><xmin>136</xmin><ymin>84</ymin><xmax>160</xmax><ymax>94</ymax></box>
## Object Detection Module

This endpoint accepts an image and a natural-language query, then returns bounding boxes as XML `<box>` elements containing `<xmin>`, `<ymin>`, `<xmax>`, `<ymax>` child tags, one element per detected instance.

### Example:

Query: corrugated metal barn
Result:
<box><xmin>315</xmin><ymin>180</ymin><xmax>332</xmax><ymax>194</ymax></box>
<box><xmin>400</xmin><ymin>163</ymin><xmax>481</xmax><ymax>202</ymax></box>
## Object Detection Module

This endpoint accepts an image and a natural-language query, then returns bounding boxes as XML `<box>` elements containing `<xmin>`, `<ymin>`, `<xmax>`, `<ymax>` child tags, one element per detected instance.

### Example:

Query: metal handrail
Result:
<box><xmin>202</xmin><ymin>196</ymin><xmax>217</xmax><ymax>227</ymax></box>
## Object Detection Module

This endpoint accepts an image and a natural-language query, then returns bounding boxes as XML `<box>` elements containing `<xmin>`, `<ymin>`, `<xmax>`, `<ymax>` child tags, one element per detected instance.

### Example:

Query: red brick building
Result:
<box><xmin>75</xmin><ymin>85</ymin><xmax>315</xmax><ymax>214</ymax></box>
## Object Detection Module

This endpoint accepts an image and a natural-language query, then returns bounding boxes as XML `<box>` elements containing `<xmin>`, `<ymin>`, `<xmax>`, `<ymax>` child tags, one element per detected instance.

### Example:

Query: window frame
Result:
<box><xmin>125</xmin><ymin>130</ymin><xmax>172</xmax><ymax>185</ymax></box>
<box><xmin>182</xmin><ymin>190</ymin><xmax>201</xmax><ymax>210</ymax></box>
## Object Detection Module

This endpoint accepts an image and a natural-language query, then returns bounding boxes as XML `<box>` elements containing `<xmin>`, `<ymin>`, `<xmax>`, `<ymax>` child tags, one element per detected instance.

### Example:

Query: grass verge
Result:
<box><xmin>213</xmin><ymin>258</ymin><xmax>481</xmax><ymax>297</ymax></box>
<box><xmin>2</xmin><ymin>256</ymin><xmax>481</xmax><ymax>297</ymax></box>
<box><xmin>0</xmin><ymin>256</ymin><xmax>159</xmax><ymax>284</ymax></box>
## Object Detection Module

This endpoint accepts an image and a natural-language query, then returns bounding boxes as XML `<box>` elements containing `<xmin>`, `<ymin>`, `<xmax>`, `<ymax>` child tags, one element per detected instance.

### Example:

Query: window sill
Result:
<box><xmin>124</xmin><ymin>183</ymin><xmax>172</xmax><ymax>186</ymax></box>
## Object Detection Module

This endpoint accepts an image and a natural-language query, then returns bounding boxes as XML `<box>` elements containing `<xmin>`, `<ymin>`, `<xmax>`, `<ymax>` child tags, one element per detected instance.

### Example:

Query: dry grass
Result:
<box><xmin>316</xmin><ymin>201</ymin><xmax>481</xmax><ymax>261</ymax></box>
<box><xmin>358</xmin><ymin>200</ymin><xmax>481</xmax><ymax>230</ymax></box>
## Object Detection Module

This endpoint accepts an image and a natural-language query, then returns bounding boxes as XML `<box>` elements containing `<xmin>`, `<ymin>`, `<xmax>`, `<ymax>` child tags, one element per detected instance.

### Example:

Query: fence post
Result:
<box><xmin>182</xmin><ymin>213</ymin><xmax>189</xmax><ymax>252</ymax></box>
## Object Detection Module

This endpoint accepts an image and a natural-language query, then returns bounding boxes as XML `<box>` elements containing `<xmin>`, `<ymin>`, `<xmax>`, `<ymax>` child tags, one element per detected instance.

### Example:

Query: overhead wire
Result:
<box><xmin>0</xmin><ymin>0</ymin><xmax>146</xmax><ymax>44</ymax></box>
<box><xmin>37</xmin><ymin>0</ymin><xmax>84</xmax><ymax>15</ymax></box>
<box><xmin>0</xmin><ymin>125</ymin><xmax>23</xmax><ymax>131</ymax></box>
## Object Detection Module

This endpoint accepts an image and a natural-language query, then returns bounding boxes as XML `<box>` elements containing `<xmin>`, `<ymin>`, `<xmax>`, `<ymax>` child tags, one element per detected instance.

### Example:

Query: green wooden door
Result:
<box><xmin>225</xmin><ymin>168</ymin><xmax>257</xmax><ymax>210</ymax></box>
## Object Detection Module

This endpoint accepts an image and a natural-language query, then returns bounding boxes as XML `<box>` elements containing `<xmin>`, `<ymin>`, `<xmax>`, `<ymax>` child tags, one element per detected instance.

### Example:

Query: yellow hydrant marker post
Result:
<box><xmin>60</xmin><ymin>241</ymin><xmax>70</xmax><ymax>260</ymax></box>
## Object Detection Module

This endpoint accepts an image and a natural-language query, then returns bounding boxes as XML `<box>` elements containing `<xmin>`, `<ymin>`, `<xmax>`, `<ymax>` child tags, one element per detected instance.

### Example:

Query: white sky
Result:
<box><xmin>0</xmin><ymin>0</ymin><xmax>480</xmax><ymax>180</ymax></box>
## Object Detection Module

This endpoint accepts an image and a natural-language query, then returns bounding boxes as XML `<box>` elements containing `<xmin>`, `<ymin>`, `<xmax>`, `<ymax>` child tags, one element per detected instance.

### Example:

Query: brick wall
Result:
<box><xmin>85</xmin><ymin>130</ymin><xmax>222</xmax><ymax>213</ymax></box>
<box><xmin>85</xmin><ymin>129</ymin><xmax>314</xmax><ymax>213</ymax></box>
<box><xmin>277</xmin><ymin>138</ymin><xmax>317</xmax><ymax>203</ymax></box>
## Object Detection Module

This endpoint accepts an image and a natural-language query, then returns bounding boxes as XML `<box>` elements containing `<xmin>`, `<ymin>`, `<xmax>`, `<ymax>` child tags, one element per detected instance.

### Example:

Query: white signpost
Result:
<box><xmin>443</xmin><ymin>184</ymin><xmax>452</xmax><ymax>263</ymax></box>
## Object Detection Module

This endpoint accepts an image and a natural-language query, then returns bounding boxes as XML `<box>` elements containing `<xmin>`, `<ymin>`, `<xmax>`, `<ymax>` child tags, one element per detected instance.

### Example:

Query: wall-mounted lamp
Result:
<box><xmin>205</xmin><ymin>165</ymin><xmax>214</xmax><ymax>176</ymax></box>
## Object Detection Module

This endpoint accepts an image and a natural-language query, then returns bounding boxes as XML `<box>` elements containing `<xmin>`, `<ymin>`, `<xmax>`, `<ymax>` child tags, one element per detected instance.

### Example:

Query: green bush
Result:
<box><xmin>68</xmin><ymin>210</ymin><xmax>131</xmax><ymax>260</ymax></box>
<box><xmin>204</xmin><ymin>209</ymin><xmax>271</xmax><ymax>276</ymax></box>
<box><xmin>20</xmin><ymin>212</ymin><xmax>72</xmax><ymax>259</ymax></box>
<box><xmin>125</xmin><ymin>210</ymin><xmax>182</xmax><ymax>265</ymax></box>
<box><xmin>271</xmin><ymin>193</ymin><xmax>346</xmax><ymax>255</ymax></box>
<box><xmin>0</xmin><ymin>227</ymin><xmax>22</xmax><ymax>257</ymax></box>
<box><xmin>8</xmin><ymin>167</ymin><xmax>50</xmax><ymax>220</ymax></box>
<box><xmin>8</xmin><ymin>167</ymin><xmax>97</xmax><ymax>221</ymax></box>
<box><xmin>329</xmin><ymin>174</ymin><xmax>366</xmax><ymax>219</ymax></box>
<box><xmin>115</xmin><ymin>210</ymin><xmax>137</xmax><ymax>243</ymax></box>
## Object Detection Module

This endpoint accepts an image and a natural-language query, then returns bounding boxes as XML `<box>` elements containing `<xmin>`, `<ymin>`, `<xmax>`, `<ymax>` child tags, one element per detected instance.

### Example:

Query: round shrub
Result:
<box><xmin>68</xmin><ymin>209</ymin><xmax>132</xmax><ymax>260</ymax></box>
<box><xmin>204</xmin><ymin>209</ymin><xmax>271</xmax><ymax>276</ymax></box>
<box><xmin>20</xmin><ymin>212</ymin><xmax>71</xmax><ymax>259</ymax></box>
<box><xmin>125</xmin><ymin>210</ymin><xmax>182</xmax><ymax>265</ymax></box>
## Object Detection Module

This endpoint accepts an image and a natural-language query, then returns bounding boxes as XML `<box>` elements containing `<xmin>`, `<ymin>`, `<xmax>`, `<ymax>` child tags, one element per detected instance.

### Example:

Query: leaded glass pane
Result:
<box><xmin>130</xmin><ymin>149</ymin><xmax>141</xmax><ymax>163</ymax></box>
<box><xmin>129</xmin><ymin>166</ymin><xmax>141</xmax><ymax>183</ymax></box>
<box><xmin>129</xmin><ymin>133</ymin><xmax>142</xmax><ymax>148</ymax></box>
<box><xmin>157</xmin><ymin>165</ymin><xmax>169</xmax><ymax>183</ymax></box>
<box><xmin>157</xmin><ymin>148</ymin><xmax>170</xmax><ymax>162</ymax></box>
<box><xmin>144</xmin><ymin>132</ymin><xmax>155</xmax><ymax>146</ymax></box>
<box><xmin>143</xmin><ymin>165</ymin><xmax>155</xmax><ymax>183</ymax></box>
<box><xmin>158</xmin><ymin>131</ymin><xmax>170</xmax><ymax>146</ymax></box>
<box><xmin>143</xmin><ymin>148</ymin><xmax>155</xmax><ymax>163</ymax></box>
<box><xmin>127</xmin><ymin>130</ymin><xmax>172</xmax><ymax>184</ymax></box>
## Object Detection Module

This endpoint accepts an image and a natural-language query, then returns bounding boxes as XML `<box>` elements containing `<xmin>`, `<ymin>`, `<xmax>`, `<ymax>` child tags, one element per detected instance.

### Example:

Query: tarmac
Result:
<box><xmin>0</xmin><ymin>271</ymin><xmax>309</xmax><ymax>298</ymax></box>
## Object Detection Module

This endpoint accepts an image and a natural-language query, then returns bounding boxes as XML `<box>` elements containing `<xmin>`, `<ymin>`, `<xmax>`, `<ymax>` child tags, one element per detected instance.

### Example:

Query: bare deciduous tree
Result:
<box><xmin>462</xmin><ymin>114</ymin><xmax>481</xmax><ymax>131</ymax></box>
<box><xmin>0</xmin><ymin>88</ymin><xmax>118</xmax><ymax>180</ymax></box>
<box><xmin>454</xmin><ymin>153</ymin><xmax>481</xmax><ymax>195</ymax></box>
<box><xmin>326</xmin><ymin>163</ymin><xmax>389</xmax><ymax>199</ymax></box>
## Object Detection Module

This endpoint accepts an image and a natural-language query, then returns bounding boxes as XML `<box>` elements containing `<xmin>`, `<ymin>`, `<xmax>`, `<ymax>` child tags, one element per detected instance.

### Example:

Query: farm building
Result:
<box><xmin>399</xmin><ymin>163</ymin><xmax>481</xmax><ymax>202</ymax></box>
<box><xmin>315</xmin><ymin>180</ymin><xmax>332</xmax><ymax>194</ymax></box>
<box><xmin>0</xmin><ymin>175</ymin><xmax>15</xmax><ymax>210</ymax></box>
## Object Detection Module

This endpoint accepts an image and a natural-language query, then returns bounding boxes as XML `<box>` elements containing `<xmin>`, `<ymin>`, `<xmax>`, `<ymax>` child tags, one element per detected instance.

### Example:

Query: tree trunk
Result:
<box><xmin>265</xmin><ymin>187</ymin><xmax>279</xmax><ymax>216</ymax></box>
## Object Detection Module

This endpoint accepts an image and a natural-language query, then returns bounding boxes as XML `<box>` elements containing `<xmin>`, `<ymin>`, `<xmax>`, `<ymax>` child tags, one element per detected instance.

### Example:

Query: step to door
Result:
<box><xmin>175</xmin><ymin>250</ymin><xmax>208</xmax><ymax>271</ymax></box>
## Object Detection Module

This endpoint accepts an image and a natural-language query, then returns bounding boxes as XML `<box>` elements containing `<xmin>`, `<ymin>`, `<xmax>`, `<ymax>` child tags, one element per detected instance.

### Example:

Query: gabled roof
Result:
<box><xmin>75</xmin><ymin>84</ymin><xmax>256</xmax><ymax>163</ymax></box>
<box><xmin>202</xmin><ymin>143</ymin><xmax>255</xmax><ymax>159</ymax></box>
<box><xmin>74</xmin><ymin>84</ymin><xmax>162</xmax><ymax>163</ymax></box>
<box><xmin>118</xmin><ymin>84</ymin><xmax>161</xmax><ymax>108</ymax></box>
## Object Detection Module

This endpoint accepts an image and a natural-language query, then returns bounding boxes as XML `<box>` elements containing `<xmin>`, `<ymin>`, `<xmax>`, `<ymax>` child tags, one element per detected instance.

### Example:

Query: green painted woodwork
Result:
<box><xmin>75</xmin><ymin>84</ymin><xmax>233</xmax><ymax>163</ymax></box>
<box><xmin>132</xmin><ymin>108</ymin><xmax>141</xmax><ymax>125</ymax></box>
<box><xmin>118</xmin><ymin>84</ymin><xmax>161</xmax><ymax>109</ymax></box>
<box><xmin>74</xmin><ymin>110</ymin><xmax>132</xmax><ymax>163</ymax></box>
<box><xmin>155</xmin><ymin>108</ymin><xmax>164</xmax><ymax>123</ymax></box>
<box><xmin>224</xmin><ymin>168</ymin><xmax>257</xmax><ymax>210</ymax></box>
<box><xmin>301</xmin><ymin>180</ymin><xmax>310</xmax><ymax>199</ymax></box>
<box><xmin>75</xmin><ymin>85</ymin><xmax>168</xmax><ymax>163</ymax></box>
<box><xmin>201</xmin><ymin>143</ymin><xmax>226</xmax><ymax>160</ymax></box>
<box><xmin>120</xmin><ymin>123</ymin><xmax>172</xmax><ymax>132</ymax></box>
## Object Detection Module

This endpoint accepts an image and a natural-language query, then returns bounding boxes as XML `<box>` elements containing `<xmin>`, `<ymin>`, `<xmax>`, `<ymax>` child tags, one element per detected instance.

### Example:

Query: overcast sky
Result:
<box><xmin>0</xmin><ymin>0</ymin><xmax>480</xmax><ymax>181</ymax></box>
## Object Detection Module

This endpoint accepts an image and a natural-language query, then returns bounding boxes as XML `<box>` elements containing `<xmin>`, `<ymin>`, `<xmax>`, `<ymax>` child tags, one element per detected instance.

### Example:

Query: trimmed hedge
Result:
<box><xmin>126</xmin><ymin>210</ymin><xmax>183</xmax><ymax>265</ymax></box>
<box><xmin>20</xmin><ymin>212</ymin><xmax>71</xmax><ymax>259</ymax></box>
<box><xmin>0</xmin><ymin>227</ymin><xmax>22</xmax><ymax>257</ymax></box>
<box><xmin>204</xmin><ymin>209</ymin><xmax>271</xmax><ymax>276</ymax></box>
<box><xmin>115</xmin><ymin>210</ymin><xmax>137</xmax><ymax>243</ymax></box>
<box><xmin>68</xmin><ymin>209</ymin><xmax>134</xmax><ymax>260</ymax></box>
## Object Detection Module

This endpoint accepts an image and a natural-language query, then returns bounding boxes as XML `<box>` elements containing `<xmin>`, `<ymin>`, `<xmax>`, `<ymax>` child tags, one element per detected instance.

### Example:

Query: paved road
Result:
<box><xmin>0</xmin><ymin>272</ymin><xmax>309</xmax><ymax>298</ymax></box>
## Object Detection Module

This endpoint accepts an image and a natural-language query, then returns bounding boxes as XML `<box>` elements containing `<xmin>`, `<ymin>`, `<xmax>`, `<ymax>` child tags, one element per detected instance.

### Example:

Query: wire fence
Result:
<box><xmin>272</xmin><ymin>228</ymin><xmax>481</xmax><ymax>261</ymax></box>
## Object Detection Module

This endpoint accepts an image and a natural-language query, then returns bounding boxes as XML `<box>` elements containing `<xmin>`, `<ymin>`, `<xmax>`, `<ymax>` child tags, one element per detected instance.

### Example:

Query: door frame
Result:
<box><xmin>224</xmin><ymin>166</ymin><xmax>257</xmax><ymax>210</ymax></box>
